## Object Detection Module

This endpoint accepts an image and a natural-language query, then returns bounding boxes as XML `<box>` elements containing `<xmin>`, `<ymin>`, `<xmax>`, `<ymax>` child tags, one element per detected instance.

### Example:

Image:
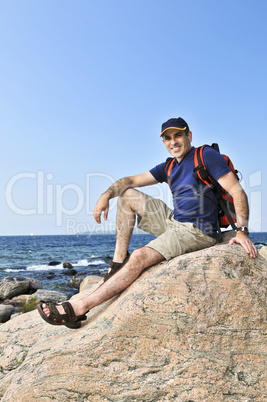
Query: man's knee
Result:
<box><xmin>130</xmin><ymin>247</ymin><xmax>145</xmax><ymax>262</ymax></box>
<box><xmin>130</xmin><ymin>246</ymin><xmax>164</xmax><ymax>267</ymax></box>
<box><xmin>119</xmin><ymin>188</ymin><xmax>137</xmax><ymax>202</ymax></box>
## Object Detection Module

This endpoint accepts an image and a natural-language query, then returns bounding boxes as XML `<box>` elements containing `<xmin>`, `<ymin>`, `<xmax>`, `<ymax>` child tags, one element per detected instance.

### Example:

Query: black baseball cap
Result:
<box><xmin>160</xmin><ymin>117</ymin><xmax>189</xmax><ymax>137</ymax></box>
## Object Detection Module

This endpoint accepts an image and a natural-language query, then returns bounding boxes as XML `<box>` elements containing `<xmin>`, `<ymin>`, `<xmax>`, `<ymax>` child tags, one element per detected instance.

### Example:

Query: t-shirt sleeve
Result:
<box><xmin>149</xmin><ymin>161</ymin><xmax>169</xmax><ymax>183</ymax></box>
<box><xmin>203</xmin><ymin>147</ymin><xmax>231</xmax><ymax>181</ymax></box>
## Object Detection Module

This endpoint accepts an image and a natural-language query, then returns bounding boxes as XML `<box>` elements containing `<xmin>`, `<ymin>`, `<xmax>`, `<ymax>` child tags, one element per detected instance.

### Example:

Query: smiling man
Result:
<box><xmin>38</xmin><ymin>117</ymin><xmax>257</xmax><ymax>328</ymax></box>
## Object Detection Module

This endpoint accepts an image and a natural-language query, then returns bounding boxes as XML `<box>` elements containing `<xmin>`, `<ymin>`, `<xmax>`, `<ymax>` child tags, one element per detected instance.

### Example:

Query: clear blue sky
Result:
<box><xmin>0</xmin><ymin>0</ymin><xmax>266</xmax><ymax>235</ymax></box>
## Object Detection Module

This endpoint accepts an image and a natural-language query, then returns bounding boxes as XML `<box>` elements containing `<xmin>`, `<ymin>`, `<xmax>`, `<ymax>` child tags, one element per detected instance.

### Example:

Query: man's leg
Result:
<box><xmin>41</xmin><ymin>246</ymin><xmax>164</xmax><ymax>317</ymax></box>
<box><xmin>41</xmin><ymin>189</ymin><xmax>164</xmax><ymax>319</ymax></box>
<box><xmin>112</xmin><ymin>188</ymin><xmax>146</xmax><ymax>262</ymax></box>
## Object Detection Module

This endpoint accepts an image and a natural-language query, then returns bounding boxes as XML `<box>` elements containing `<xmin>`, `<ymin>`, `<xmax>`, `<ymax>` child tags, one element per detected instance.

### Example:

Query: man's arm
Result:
<box><xmin>93</xmin><ymin>171</ymin><xmax>158</xmax><ymax>223</ymax></box>
<box><xmin>217</xmin><ymin>171</ymin><xmax>257</xmax><ymax>258</ymax></box>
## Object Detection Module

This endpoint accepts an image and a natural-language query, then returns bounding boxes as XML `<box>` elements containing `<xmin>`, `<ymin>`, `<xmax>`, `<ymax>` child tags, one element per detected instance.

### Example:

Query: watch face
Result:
<box><xmin>238</xmin><ymin>226</ymin><xmax>249</xmax><ymax>234</ymax></box>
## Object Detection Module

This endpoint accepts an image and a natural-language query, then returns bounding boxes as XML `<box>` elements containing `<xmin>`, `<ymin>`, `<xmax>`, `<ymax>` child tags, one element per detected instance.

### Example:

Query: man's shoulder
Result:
<box><xmin>201</xmin><ymin>145</ymin><xmax>220</xmax><ymax>155</ymax></box>
<box><xmin>199</xmin><ymin>145</ymin><xmax>231</xmax><ymax>179</ymax></box>
<box><xmin>201</xmin><ymin>145</ymin><xmax>224</xmax><ymax>162</ymax></box>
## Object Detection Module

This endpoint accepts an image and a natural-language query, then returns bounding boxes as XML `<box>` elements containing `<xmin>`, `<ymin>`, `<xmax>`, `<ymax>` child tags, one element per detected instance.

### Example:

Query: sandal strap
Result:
<box><xmin>61</xmin><ymin>302</ymin><xmax>87</xmax><ymax>322</ymax></box>
<box><xmin>47</xmin><ymin>302</ymin><xmax>85</xmax><ymax>323</ymax></box>
<box><xmin>61</xmin><ymin>302</ymin><xmax>76</xmax><ymax>321</ymax></box>
<box><xmin>103</xmin><ymin>251</ymin><xmax>130</xmax><ymax>282</ymax></box>
<box><xmin>44</xmin><ymin>302</ymin><xmax>67</xmax><ymax>324</ymax></box>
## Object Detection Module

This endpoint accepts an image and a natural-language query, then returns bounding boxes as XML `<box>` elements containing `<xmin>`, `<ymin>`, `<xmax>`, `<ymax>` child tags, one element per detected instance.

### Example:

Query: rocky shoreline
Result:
<box><xmin>0</xmin><ymin>261</ymin><xmax>100</xmax><ymax>324</ymax></box>
<box><xmin>1</xmin><ymin>235</ymin><xmax>266</xmax><ymax>326</ymax></box>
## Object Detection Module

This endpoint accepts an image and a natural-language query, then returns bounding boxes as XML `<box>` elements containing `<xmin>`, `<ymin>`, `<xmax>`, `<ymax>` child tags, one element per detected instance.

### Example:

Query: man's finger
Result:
<box><xmin>93</xmin><ymin>210</ymin><xmax>101</xmax><ymax>224</ymax></box>
<box><xmin>104</xmin><ymin>208</ymin><xmax>109</xmax><ymax>221</ymax></box>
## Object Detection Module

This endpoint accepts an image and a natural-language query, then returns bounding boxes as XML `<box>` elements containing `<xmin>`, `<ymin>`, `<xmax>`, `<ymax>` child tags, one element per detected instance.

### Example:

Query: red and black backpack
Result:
<box><xmin>165</xmin><ymin>143</ymin><xmax>240</xmax><ymax>231</ymax></box>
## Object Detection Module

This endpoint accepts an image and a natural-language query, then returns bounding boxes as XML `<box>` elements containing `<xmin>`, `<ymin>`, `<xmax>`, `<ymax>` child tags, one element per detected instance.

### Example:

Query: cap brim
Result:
<box><xmin>160</xmin><ymin>126</ymin><xmax>187</xmax><ymax>137</ymax></box>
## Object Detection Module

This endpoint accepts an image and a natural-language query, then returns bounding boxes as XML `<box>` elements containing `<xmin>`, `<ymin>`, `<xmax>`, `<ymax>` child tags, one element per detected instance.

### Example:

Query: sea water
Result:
<box><xmin>0</xmin><ymin>233</ymin><xmax>266</xmax><ymax>298</ymax></box>
<box><xmin>0</xmin><ymin>234</ymin><xmax>155</xmax><ymax>297</ymax></box>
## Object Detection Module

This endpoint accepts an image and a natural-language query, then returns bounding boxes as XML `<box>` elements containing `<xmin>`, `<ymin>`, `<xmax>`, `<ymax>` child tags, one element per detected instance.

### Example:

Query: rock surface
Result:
<box><xmin>259</xmin><ymin>245</ymin><xmax>267</xmax><ymax>260</ymax></box>
<box><xmin>0</xmin><ymin>277</ymin><xmax>43</xmax><ymax>301</ymax></box>
<box><xmin>0</xmin><ymin>242</ymin><xmax>266</xmax><ymax>401</ymax></box>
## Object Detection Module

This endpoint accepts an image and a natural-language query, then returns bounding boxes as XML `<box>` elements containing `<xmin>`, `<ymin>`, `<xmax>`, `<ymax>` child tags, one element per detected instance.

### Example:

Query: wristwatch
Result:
<box><xmin>236</xmin><ymin>226</ymin><xmax>249</xmax><ymax>235</ymax></box>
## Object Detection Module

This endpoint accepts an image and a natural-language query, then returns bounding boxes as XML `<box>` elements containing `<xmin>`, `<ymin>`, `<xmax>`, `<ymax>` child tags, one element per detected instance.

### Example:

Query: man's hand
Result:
<box><xmin>93</xmin><ymin>194</ymin><xmax>110</xmax><ymax>224</ymax></box>
<box><xmin>229</xmin><ymin>232</ymin><xmax>258</xmax><ymax>258</ymax></box>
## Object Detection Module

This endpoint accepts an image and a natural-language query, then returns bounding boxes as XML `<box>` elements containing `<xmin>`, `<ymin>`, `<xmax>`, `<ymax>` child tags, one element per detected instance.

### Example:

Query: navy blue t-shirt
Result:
<box><xmin>149</xmin><ymin>146</ymin><xmax>231</xmax><ymax>238</ymax></box>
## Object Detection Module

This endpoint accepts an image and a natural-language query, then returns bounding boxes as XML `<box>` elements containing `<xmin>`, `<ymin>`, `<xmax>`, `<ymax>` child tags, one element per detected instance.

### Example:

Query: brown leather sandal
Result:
<box><xmin>37</xmin><ymin>301</ymin><xmax>88</xmax><ymax>329</ymax></box>
<box><xmin>103</xmin><ymin>252</ymin><xmax>130</xmax><ymax>283</ymax></box>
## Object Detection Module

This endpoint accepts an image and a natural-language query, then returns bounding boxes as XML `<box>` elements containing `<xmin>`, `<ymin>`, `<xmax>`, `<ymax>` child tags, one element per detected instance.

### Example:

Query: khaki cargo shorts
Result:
<box><xmin>137</xmin><ymin>194</ymin><xmax>216</xmax><ymax>261</ymax></box>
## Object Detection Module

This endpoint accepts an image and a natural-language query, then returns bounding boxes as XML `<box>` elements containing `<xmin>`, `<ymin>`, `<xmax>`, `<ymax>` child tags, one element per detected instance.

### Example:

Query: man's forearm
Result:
<box><xmin>232</xmin><ymin>189</ymin><xmax>249</xmax><ymax>227</ymax></box>
<box><xmin>102</xmin><ymin>177</ymin><xmax>134</xmax><ymax>200</ymax></box>
<box><xmin>229</xmin><ymin>188</ymin><xmax>257</xmax><ymax>258</ymax></box>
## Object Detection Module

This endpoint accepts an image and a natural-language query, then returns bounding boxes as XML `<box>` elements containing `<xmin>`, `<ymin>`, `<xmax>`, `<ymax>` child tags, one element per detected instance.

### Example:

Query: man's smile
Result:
<box><xmin>171</xmin><ymin>145</ymin><xmax>181</xmax><ymax>152</ymax></box>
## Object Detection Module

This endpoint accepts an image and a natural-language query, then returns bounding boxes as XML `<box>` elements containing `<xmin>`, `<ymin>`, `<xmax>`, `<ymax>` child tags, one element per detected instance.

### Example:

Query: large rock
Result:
<box><xmin>0</xmin><ymin>277</ymin><xmax>43</xmax><ymax>301</ymax></box>
<box><xmin>0</xmin><ymin>242</ymin><xmax>266</xmax><ymax>401</ymax></box>
<box><xmin>9</xmin><ymin>290</ymin><xmax>68</xmax><ymax>314</ymax></box>
<box><xmin>9</xmin><ymin>294</ymin><xmax>29</xmax><ymax>311</ymax></box>
<box><xmin>79</xmin><ymin>275</ymin><xmax>102</xmax><ymax>292</ymax></box>
<box><xmin>0</xmin><ymin>305</ymin><xmax>16</xmax><ymax>323</ymax></box>
<box><xmin>28</xmin><ymin>289</ymin><xmax>68</xmax><ymax>304</ymax></box>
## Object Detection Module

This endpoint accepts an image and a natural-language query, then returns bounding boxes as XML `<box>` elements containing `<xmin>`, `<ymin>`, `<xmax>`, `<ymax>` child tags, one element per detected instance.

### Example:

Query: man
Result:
<box><xmin>38</xmin><ymin>117</ymin><xmax>257</xmax><ymax>328</ymax></box>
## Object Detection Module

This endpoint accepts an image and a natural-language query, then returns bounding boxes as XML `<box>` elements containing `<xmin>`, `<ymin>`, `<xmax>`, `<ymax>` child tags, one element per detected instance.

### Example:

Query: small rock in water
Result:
<box><xmin>90</xmin><ymin>270</ymin><xmax>102</xmax><ymax>276</ymax></box>
<box><xmin>68</xmin><ymin>276</ymin><xmax>85</xmax><ymax>289</ymax></box>
<box><xmin>62</xmin><ymin>269</ymin><xmax>77</xmax><ymax>276</ymax></box>
<box><xmin>46</xmin><ymin>272</ymin><xmax>56</xmax><ymax>279</ymax></box>
<box><xmin>48</xmin><ymin>261</ymin><xmax>61</xmax><ymax>266</ymax></box>
<box><xmin>63</xmin><ymin>261</ymin><xmax>73</xmax><ymax>269</ymax></box>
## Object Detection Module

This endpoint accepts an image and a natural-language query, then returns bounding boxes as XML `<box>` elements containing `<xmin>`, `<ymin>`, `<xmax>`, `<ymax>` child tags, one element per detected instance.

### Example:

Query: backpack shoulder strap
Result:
<box><xmin>193</xmin><ymin>144</ymin><xmax>237</xmax><ymax>231</ymax></box>
<box><xmin>165</xmin><ymin>158</ymin><xmax>175</xmax><ymax>188</ymax></box>
<box><xmin>193</xmin><ymin>145</ymin><xmax>215</xmax><ymax>188</ymax></box>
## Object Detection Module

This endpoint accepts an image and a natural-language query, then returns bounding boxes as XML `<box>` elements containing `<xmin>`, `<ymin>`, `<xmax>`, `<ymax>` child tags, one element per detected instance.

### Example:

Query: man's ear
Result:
<box><xmin>188</xmin><ymin>131</ymin><xmax>192</xmax><ymax>142</ymax></box>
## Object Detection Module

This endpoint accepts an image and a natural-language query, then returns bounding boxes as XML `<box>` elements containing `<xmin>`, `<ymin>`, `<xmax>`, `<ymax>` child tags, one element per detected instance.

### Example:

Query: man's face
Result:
<box><xmin>162</xmin><ymin>129</ymin><xmax>192</xmax><ymax>162</ymax></box>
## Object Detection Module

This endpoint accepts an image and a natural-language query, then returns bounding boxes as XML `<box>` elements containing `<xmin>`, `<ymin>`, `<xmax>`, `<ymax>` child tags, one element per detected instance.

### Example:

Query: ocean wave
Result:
<box><xmin>73</xmin><ymin>259</ymin><xmax>105</xmax><ymax>267</ymax></box>
<box><xmin>4</xmin><ymin>259</ymin><xmax>106</xmax><ymax>273</ymax></box>
<box><xmin>4</xmin><ymin>268</ymin><xmax>28</xmax><ymax>273</ymax></box>
<box><xmin>5</xmin><ymin>264</ymin><xmax>63</xmax><ymax>273</ymax></box>
<box><xmin>73</xmin><ymin>259</ymin><xmax>90</xmax><ymax>267</ymax></box>
<box><xmin>87</xmin><ymin>259</ymin><xmax>106</xmax><ymax>266</ymax></box>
